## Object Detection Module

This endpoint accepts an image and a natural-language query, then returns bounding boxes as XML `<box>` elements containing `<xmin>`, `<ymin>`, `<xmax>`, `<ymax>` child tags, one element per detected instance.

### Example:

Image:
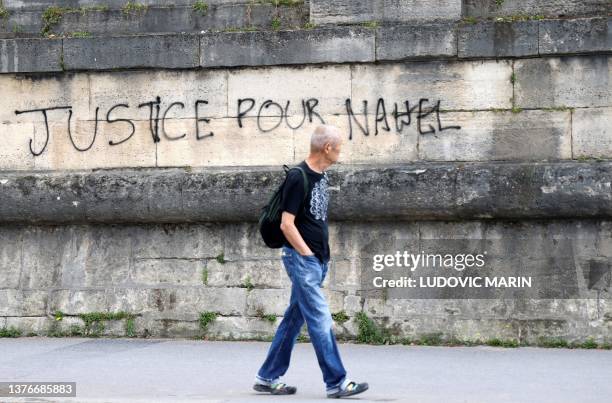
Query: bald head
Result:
<box><xmin>310</xmin><ymin>124</ymin><xmax>342</xmax><ymax>154</ymax></box>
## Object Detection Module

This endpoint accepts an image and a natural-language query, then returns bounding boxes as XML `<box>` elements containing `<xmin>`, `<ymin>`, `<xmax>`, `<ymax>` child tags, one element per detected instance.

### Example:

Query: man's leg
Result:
<box><xmin>255</xmin><ymin>281</ymin><xmax>304</xmax><ymax>384</ymax></box>
<box><xmin>289</xmin><ymin>252</ymin><xmax>348</xmax><ymax>393</ymax></box>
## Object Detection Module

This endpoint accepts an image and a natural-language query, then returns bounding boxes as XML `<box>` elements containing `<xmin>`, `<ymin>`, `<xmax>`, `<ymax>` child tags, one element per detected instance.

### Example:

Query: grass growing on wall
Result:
<box><xmin>201</xmin><ymin>267</ymin><xmax>209</xmax><ymax>285</ymax></box>
<box><xmin>0</xmin><ymin>326</ymin><xmax>22</xmax><ymax>337</ymax></box>
<box><xmin>355</xmin><ymin>311</ymin><xmax>390</xmax><ymax>344</ymax></box>
<box><xmin>41</xmin><ymin>5</ymin><xmax>109</xmax><ymax>36</ymax></box>
<box><xmin>199</xmin><ymin>311</ymin><xmax>218</xmax><ymax>334</ymax></box>
<box><xmin>192</xmin><ymin>1</ymin><xmax>209</xmax><ymax>16</ymax></box>
<box><xmin>255</xmin><ymin>307</ymin><xmax>277</xmax><ymax>323</ymax></box>
<box><xmin>332</xmin><ymin>311</ymin><xmax>349</xmax><ymax>324</ymax></box>
<box><xmin>122</xmin><ymin>1</ymin><xmax>148</xmax><ymax>16</ymax></box>
<box><xmin>0</xmin><ymin>4</ymin><xmax>9</xmax><ymax>21</ymax></box>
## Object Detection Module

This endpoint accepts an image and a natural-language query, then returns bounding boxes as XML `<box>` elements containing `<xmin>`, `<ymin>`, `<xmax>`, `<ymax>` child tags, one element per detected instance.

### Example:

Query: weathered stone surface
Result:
<box><xmin>0</xmin><ymin>38</ymin><xmax>62</xmax><ymax>72</ymax></box>
<box><xmin>0</xmin><ymin>227</ymin><xmax>22</xmax><ymax>289</ymax></box>
<box><xmin>63</xmin><ymin>34</ymin><xmax>199</xmax><ymax>70</ymax></box>
<box><xmin>514</xmin><ymin>55</ymin><xmax>611</xmax><ymax>108</ymax></box>
<box><xmin>33</xmin><ymin>120</ymin><xmax>157</xmax><ymax>170</ymax></box>
<box><xmin>0</xmin><ymin>2</ymin><xmax>307</xmax><ymax>37</ymax></box>
<box><xmin>0</xmin><ymin>18</ymin><xmax>608</xmax><ymax>73</ymax></box>
<box><xmin>221</xmin><ymin>223</ymin><xmax>283</xmax><ymax>260</ymax></box>
<box><xmin>351</xmin><ymin>59</ymin><xmax>513</xmax><ymax>111</ymax></box>
<box><xmin>88</xmin><ymin>69</ymin><xmax>227</xmax><ymax>118</ymax></box>
<box><xmin>0</xmin><ymin>122</ymin><xmax>36</xmax><ymax>170</ymax></box>
<box><xmin>48</xmin><ymin>289</ymin><xmax>107</xmax><ymax>315</ymax></box>
<box><xmin>0</xmin><ymin>73</ymin><xmax>90</xmax><ymax>124</ymax></box>
<box><xmin>323</xmin><ymin>289</ymin><xmax>345</xmax><ymax>313</ymax></box>
<box><xmin>310</xmin><ymin>0</ymin><xmax>461</xmax><ymax>24</ymax></box>
<box><xmin>343</xmin><ymin>295</ymin><xmax>363</xmax><ymax>315</ymax></box>
<box><xmin>131</xmin><ymin>224</ymin><xmax>224</xmax><ymax>259</ymax></box>
<box><xmin>418</xmin><ymin>110</ymin><xmax>572</xmax><ymax>161</ymax></box>
<box><xmin>132</xmin><ymin>259</ymin><xmax>204</xmax><ymax>286</ymax></box>
<box><xmin>458</xmin><ymin>20</ymin><xmax>539</xmax><ymax>58</ymax></box>
<box><xmin>3</xmin><ymin>0</ymin><xmax>204</xmax><ymax>9</ymax></box>
<box><xmin>310</xmin><ymin>0</ymin><xmax>379</xmax><ymax>24</ymax></box>
<box><xmin>1</xmin><ymin>162</ymin><xmax>612</xmax><ymax>224</ymax></box>
<box><xmin>4</xmin><ymin>316</ymin><xmax>49</xmax><ymax>334</ymax></box>
<box><xmin>201</xmin><ymin>27</ymin><xmax>375</xmax><ymax>67</ymax></box>
<box><xmin>292</xmin><ymin>114</ymin><xmax>420</xmax><ymax>165</ymax></box>
<box><xmin>464</xmin><ymin>0</ymin><xmax>611</xmax><ymax>18</ymax></box>
<box><xmin>21</xmin><ymin>226</ymin><xmax>76</xmax><ymax>289</ymax></box>
<box><xmin>376</xmin><ymin>22</ymin><xmax>457</xmax><ymax>60</ymax></box>
<box><xmin>150</xmin><ymin>287</ymin><xmax>248</xmax><ymax>316</ymax></box>
<box><xmin>156</xmin><ymin>117</ymin><xmax>295</xmax><ymax>168</ymax></box>
<box><xmin>0</xmin><ymin>290</ymin><xmax>47</xmax><ymax>316</ymax></box>
<box><xmin>540</xmin><ymin>17</ymin><xmax>611</xmax><ymax>54</ymax></box>
<box><xmin>572</xmin><ymin>107</ymin><xmax>612</xmax><ymax>159</ymax></box>
<box><xmin>362</xmin><ymin>222</ymin><xmax>603</xmax><ymax>300</ymax></box>
<box><xmin>206</xmin><ymin>259</ymin><xmax>286</xmax><ymax>288</ymax></box>
<box><xmin>2</xmin><ymin>218</ymin><xmax>610</xmax><ymax>340</ymax></box>
<box><xmin>327</xmin><ymin>259</ymin><xmax>361</xmax><ymax>291</ymax></box>
<box><xmin>206</xmin><ymin>316</ymin><xmax>279</xmax><ymax>339</ymax></box>
<box><xmin>246</xmin><ymin>289</ymin><xmax>290</xmax><ymax>316</ymax></box>
<box><xmin>227</xmin><ymin>64</ymin><xmax>350</xmax><ymax>117</ymax></box>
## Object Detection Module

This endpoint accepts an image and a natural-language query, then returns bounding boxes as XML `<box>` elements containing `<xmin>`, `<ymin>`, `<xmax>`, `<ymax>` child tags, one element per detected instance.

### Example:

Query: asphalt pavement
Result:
<box><xmin>1</xmin><ymin>337</ymin><xmax>611</xmax><ymax>403</ymax></box>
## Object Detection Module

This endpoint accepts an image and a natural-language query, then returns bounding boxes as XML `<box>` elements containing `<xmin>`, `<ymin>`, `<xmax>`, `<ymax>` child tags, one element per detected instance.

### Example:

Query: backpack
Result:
<box><xmin>259</xmin><ymin>164</ymin><xmax>309</xmax><ymax>248</ymax></box>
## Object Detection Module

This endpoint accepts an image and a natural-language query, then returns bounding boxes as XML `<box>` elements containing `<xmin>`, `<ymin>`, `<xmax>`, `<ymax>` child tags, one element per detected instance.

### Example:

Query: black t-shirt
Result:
<box><xmin>280</xmin><ymin>160</ymin><xmax>330</xmax><ymax>264</ymax></box>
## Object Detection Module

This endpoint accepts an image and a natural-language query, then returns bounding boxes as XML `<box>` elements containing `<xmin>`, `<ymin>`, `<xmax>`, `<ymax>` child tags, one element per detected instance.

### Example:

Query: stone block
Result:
<box><xmin>147</xmin><ymin>287</ymin><xmax>248</xmax><ymax>316</ymax></box>
<box><xmin>201</xmin><ymin>27</ymin><xmax>374</xmax><ymax>67</ymax></box>
<box><xmin>0</xmin><ymin>227</ymin><xmax>22</xmax><ymax>289</ymax></box>
<box><xmin>48</xmin><ymin>289</ymin><xmax>107</xmax><ymax>315</ymax></box>
<box><xmin>418</xmin><ymin>110</ymin><xmax>572</xmax><ymax>161</ymax></box>
<box><xmin>88</xmin><ymin>69</ymin><xmax>227</xmax><ymax>119</ymax></box>
<box><xmin>572</xmin><ymin>107</ymin><xmax>612</xmax><ymax>159</ymax></box>
<box><xmin>514</xmin><ymin>55</ymin><xmax>612</xmax><ymax>108</ymax></box>
<box><xmin>63</xmin><ymin>34</ymin><xmax>199</xmax><ymax>70</ymax></box>
<box><xmin>310</xmin><ymin>0</ymin><xmax>461</xmax><ymax>24</ymax></box>
<box><xmin>156</xmin><ymin>117</ymin><xmax>294</xmax><ymax>167</ymax></box>
<box><xmin>0</xmin><ymin>38</ymin><xmax>62</xmax><ymax>73</ymax></box>
<box><xmin>206</xmin><ymin>259</ymin><xmax>285</xmax><ymax>288</ymax></box>
<box><xmin>227</xmin><ymin>64</ymin><xmax>351</xmax><ymax>117</ymax></box>
<box><xmin>377</xmin><ymin>22</ymin><xmax>457</xmax><ymax>60</ymax></box>
<box><xmin>351</xmin><ymin>59</ymin><xmax>513</xmax><ymax>111</ymax></box>
<box><xmin>132</xmin><ymin>259</ymin><xmax>204</xmax><ymax>286</ymax></box>
<box><xmin>131</xmin><ymin>224</ymin><xmax>224</xmax><ymax>259</ymax></box>
<box><xmin>539</xmin><ymin>17</ymin><xmax>611</xmax><ymax>54</ymax></box>
<box><xmin>246</xmin><ymin>289</ymin><xmax>290</xmax><ymax>316</ymax></box>
<box><xmin>0</xmin><ymin>290</ymin><xmax>47</xmax><ymax>316</ymax></box>
<box><xmin>458</xmin><ymin>20</ymin><xmax>538</xmax><ymax>58</ymax></box>
<box><xmin>0</xmin><ymin>73</ymin><xmax>90</xmax><ymax>124</ymax></box>
<box><xmin>464</xmin><ymin>0</ymin><xmax>610</xmax><ymax>19</ymax></box>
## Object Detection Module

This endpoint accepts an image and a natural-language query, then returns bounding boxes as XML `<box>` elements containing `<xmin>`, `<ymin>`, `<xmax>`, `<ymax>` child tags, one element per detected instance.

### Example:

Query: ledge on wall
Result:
<box><xmin>0</xmin><ymin>161</ymin><xmax>611</xmax><ymax>224</ymax></box>
<box><xmin>0</xmin><ymin>16</ymin><xmax>610</xmax><ymax>73</ymax></box>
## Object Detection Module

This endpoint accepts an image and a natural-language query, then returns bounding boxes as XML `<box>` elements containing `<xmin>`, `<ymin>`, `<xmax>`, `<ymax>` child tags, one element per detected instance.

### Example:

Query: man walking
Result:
<box><xmin>253</xmin><ymin>125</ymin><xmax>369</xmax><ymax>398</ymax></box>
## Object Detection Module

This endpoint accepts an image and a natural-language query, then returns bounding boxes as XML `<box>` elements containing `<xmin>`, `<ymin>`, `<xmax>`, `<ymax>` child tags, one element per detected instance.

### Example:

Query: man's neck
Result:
<box><xmin>304</xmin><ymin>155</ymin><xmax>330</xmax><ymax>174</ymax></box>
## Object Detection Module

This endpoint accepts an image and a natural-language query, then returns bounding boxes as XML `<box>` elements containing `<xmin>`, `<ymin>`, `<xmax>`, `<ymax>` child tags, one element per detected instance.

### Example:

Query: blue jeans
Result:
<box><xmin>256</xmin><ymin>245</ymin><xmax>348</xmax><ymax>393</ymax></box>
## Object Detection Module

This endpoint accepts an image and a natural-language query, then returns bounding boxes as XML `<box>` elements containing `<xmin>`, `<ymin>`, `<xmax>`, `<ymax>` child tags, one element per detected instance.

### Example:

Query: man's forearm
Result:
<box><xmin>281</xmin><ymin>224</ymin><xmax>313</xmax><ymax>255</ymax></box>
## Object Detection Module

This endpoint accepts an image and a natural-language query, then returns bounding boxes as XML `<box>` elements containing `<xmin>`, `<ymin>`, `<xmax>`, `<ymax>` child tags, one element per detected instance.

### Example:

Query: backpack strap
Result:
<box><xmin>283</xmin><ymin>164</ymin><xmax>309</xmax><ymax>213</ymax></box>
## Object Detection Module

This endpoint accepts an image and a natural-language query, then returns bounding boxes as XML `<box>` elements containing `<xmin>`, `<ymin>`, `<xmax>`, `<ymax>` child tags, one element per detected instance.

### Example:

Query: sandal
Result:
<box><xmin>327</xmin><ymin>380</ymin><xmax>369</xmax><ymax>398</ymax></box>
<box><xmin>253</xmin><ymin>381</ymin><xmax>297</xmax><ymax>395</ymax></box>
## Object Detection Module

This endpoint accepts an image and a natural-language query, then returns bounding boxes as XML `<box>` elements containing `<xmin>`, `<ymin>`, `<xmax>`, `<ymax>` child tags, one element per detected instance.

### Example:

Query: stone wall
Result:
<box><xmin>2</xmin><ymin>219</ymin><xmax>610</xmax><ymax>342</ymax></box>
<box><xmin>0</xmin><ymin>0</ymin><xmax>610</xmax><ymax>343</ymax></box>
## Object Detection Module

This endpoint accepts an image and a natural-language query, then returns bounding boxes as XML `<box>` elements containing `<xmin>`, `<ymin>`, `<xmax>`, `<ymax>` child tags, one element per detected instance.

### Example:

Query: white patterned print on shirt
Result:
<box><xmin>309</xmin><ymin>172</ymin><xmax>329</xmax><ymax>221</ymax></box>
